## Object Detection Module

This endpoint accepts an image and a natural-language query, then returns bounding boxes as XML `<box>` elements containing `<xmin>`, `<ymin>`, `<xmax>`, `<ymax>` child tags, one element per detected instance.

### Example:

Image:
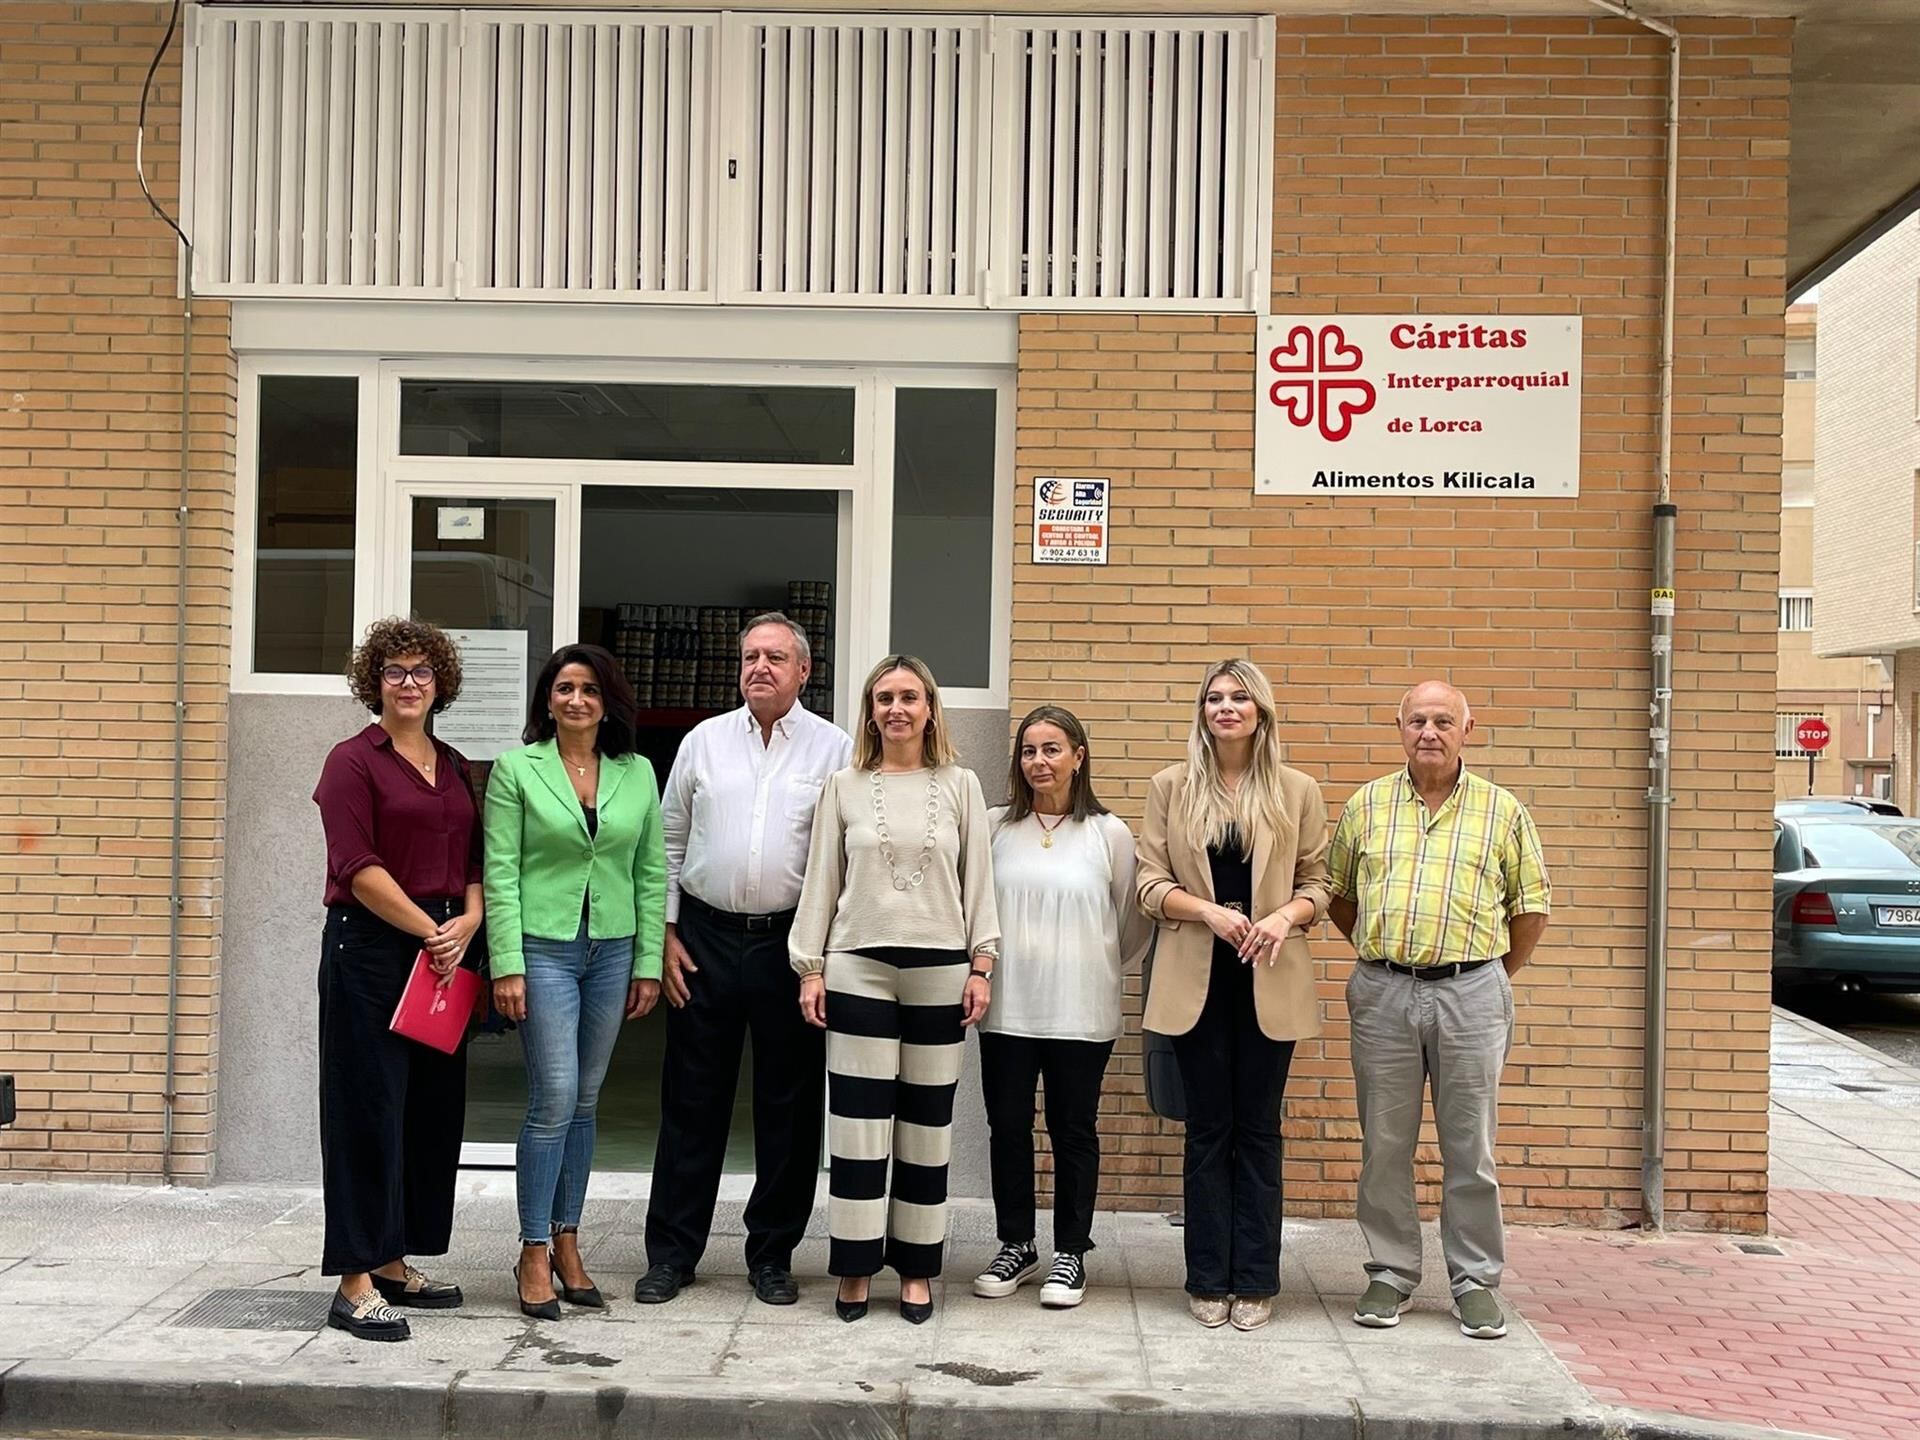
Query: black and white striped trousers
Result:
<box><xmin>824</xmin><ymin>945</ymin><xmax>970</xmax><ymax>1279</ymax></box>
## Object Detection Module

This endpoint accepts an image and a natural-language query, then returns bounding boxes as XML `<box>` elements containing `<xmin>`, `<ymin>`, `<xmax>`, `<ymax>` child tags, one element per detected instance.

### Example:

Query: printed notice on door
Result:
<box><xmin>1034</xmin><ymin>477</ymin><xmax>1110</xmax><ymax>565</ymax></box>
<box><xmin>436</xmin><ymin>629</ymin><xmax>527</xmax><ymax>761</ymax></box>
<box><xmin>1254</xmin><ymin>316</ymin><xmax>1582</xmax><ymax>498</ymax></box>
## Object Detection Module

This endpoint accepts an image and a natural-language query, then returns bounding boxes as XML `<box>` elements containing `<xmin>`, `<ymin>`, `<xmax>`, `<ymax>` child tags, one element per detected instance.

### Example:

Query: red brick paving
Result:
<box><xmin>1504</xmin><ymin>1190</ymin><xmax>1920</xmax><ymax>1440</ymax></box>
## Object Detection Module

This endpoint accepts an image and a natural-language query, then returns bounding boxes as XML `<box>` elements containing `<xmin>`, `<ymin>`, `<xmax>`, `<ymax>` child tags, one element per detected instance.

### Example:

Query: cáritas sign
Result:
<box><xmin>1254</xmin><ymin>315</ymin><xmax>1583</xmax><ymax>498</ymax></box>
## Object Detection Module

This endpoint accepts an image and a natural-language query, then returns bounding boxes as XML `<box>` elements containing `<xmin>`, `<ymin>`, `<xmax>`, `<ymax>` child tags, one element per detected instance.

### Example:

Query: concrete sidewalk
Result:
<box><xmin>0</xmin><ymin>1179</ymin><xmax>1636</xmax><ymax>1440</ymax></box>
<box><xmin>0</xmin><ymin>1006</ymin><xmax>1902</xmax><ymax>1440</ymax></box>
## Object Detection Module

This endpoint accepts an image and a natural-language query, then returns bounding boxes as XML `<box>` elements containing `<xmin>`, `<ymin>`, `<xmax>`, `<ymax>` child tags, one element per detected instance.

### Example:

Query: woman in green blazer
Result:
<box><xmin>484</xmin><ymin>643</ymin><xmax>666</xmax><ymax>1320</ymax></box>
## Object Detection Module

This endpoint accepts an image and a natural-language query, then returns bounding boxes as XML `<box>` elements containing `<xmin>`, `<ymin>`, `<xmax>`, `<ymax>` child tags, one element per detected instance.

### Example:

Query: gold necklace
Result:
<box><xmin>1035</xmin><ymin>811</ymin><xmax>1069</xmax><ymax>849</ymax></box>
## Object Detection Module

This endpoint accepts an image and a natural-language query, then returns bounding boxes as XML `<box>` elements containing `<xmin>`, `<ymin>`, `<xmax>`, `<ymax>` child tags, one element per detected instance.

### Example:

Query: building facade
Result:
<box><xmin>0</xmin><ymin>2</ymin><xmax>1796</xmax><ymax>1234</ymax></box>
<box><xmin>1776</xmin><ymin>301</ymin><xmax>1893</xmax><ymax>800</ymax></box>
<box><xmin>1812</xmin><ymin>215</ymin><xmax>1920</xmax><ymax>815</ymax></box>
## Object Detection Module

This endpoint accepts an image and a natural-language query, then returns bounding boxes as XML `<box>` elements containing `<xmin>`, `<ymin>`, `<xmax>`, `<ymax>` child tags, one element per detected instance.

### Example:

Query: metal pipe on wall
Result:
<box><xmin>137</xmin><ymin>0</ymin><xmax>192</xmax><ymax>1186</ymax></box>
<box><xmin>1591</xmin><ymin>0</ymin><xmax>1680</xmax><ymax>1232</ymax></box>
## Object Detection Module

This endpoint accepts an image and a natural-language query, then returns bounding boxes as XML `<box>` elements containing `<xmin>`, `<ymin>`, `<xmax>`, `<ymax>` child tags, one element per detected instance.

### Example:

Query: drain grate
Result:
<box><xmin>1735</xmin><ymin>1241</ymin><xmax>1785</xmax><ymax>1257</ymax></box>
<box><xmin>169</xmin><ymin>1288</ymin><xmax>332</xmax><ymax>1331</ymax></box>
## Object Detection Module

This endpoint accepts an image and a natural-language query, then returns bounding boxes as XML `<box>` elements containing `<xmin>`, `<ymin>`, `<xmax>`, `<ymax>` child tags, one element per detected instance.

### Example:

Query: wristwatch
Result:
<box><xmin>970</xmin><ymin>966</ymin><xmax>993</xmax><ymax>981</ymax></box>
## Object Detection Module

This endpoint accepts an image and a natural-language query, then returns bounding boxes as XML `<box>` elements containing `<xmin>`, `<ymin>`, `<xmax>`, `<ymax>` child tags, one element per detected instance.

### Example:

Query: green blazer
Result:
<box><xmin>482</xmin><ymin>740</ymin><xmax>667</xmax><ymax>981</ymax></box>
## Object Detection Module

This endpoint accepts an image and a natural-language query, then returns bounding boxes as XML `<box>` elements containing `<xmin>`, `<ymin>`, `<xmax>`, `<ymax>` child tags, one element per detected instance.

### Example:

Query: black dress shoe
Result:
<box><xmin>633</xmin><ymin>1262</ymin><xmax>694</xmax><ymax>1304</ymax></box>
<box><xmin>328</xmin><ymin>1287</ymin><xmax>411</xmax><ymax>1342</ymax></box>
<box><xmin>558</xmin><ymin>1279</ymin><xmax>606</xmax><ymax>1309</ymax></box>
<box><xmin>750</xmin><ymin>1265</ymin><xmax>799</xmax><ymax>1306</ymax></box>
<box><xmin>900</xmin><ymin>1296</ymin><xmax>934</xmax><ymax>1325</ymax></box>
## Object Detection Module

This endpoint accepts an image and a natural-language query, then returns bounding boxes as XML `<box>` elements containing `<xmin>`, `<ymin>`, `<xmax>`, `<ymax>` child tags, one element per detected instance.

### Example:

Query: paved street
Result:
<box><xmin>1780</xmin><ymin>986</ymin><xmax>1920</xmax><ymax>1071</ymax></box>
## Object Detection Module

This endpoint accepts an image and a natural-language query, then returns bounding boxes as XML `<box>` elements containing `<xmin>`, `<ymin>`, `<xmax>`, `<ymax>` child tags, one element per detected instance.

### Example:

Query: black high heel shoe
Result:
<box><xmin>899</xmin><ymin>1281</ymin><xmax>933</xmax><ymax>1326</ymax></box>
<box><xmin>550</xmin><ymin>1227</ymin><xmax>605</xmax><ymax>1309</ymax></box>
<box><xmin>514</xmin><ymin>1250</ymin><xmax>562</xmax><ymax>1321</ymax></box>
<box><xmin>834</xmin><ymin>1279</ymin><xmax>869</xmax><ymax>1323</ymax></box>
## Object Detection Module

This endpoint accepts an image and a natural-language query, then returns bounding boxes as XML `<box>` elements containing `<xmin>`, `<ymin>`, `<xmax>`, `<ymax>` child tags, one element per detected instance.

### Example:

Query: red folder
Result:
<box><xmin>389</xmin><ymin>952</ymin><xmax>483</xmax><ymax>1055</ymax></box>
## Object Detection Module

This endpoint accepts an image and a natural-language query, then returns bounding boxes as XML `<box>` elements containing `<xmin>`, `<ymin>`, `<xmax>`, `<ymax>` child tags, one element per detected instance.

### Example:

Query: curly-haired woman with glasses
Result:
<box><xmin>312</xmin><ymin>617</ymin><xmax>484</xmax><ymax>1342</ymax></box>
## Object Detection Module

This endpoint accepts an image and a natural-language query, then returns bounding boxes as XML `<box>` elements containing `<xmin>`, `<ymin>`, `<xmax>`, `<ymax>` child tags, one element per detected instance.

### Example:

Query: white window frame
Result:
<box><xmin>381</xmin><ymin>357</ymin><xmax>876</xmax><ymax>724</ymax></box>
<box><xmin>873</xmin><ymin>367</ymin><xmax>1015</xmax><ymax>709</ymax></box>
<box><xmin>231</xmin><ymin>353</ymin><xmax>381</xmax><ymax>695</ymax></box>
<box><xmin>232</xmin><ymin>348</ymin><xmax>1014</xmax><ymax>715</ymax></box>
<box><xmin>1777</xmin><ymin>588</ymin><xmax>1813</xmax><ymax>632</ymax></box>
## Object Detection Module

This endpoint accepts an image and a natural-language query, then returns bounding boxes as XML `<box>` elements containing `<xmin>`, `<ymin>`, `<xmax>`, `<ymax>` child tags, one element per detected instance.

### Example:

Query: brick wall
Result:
<box><xmin>0</xmin><ymin>3</ymin><xmax>234</xmax><ymax>1180</ymax></box>
<box><xmin>1016</xmin><ymin>15</ymin><xmax>1789</xmax><ymax>1232</ymax></box>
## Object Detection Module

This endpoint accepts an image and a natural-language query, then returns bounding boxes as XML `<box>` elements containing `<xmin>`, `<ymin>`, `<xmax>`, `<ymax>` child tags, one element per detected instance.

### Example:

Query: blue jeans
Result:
<box><xmin>515</xmin><ymin>919</ymin><xmax>634</xmax><ymax>1244</ymax></box>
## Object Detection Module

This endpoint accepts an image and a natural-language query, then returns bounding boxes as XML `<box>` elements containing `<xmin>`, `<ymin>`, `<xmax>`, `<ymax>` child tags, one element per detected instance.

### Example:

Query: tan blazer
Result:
<box><xmin>1136</xmin><ymin>762</ymin><xmax>1332</xmax><ymax>1042</ymax></box>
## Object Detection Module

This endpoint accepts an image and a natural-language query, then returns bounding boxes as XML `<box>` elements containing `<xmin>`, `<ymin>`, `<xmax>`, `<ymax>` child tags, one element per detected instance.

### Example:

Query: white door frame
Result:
<box><xmin>376</xmin><ymin>359</ymin><xmax>883</xmax><ymax>724</ymax></box>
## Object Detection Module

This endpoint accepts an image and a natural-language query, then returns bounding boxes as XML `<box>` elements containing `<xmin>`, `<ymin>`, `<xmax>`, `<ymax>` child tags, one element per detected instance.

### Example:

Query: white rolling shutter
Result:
<box><xmin>721</xmin><ymin>16</ymin><xmax>989</xmax><ymax>305</ymax></box>
<box><xmin>187</xmin><ymin>7</ymin><xmax>458</xmax><ymax>295</ymax></box>
<box><xmin>182</xmin><ymin>7</ymin><xmax>1273</xmax><ymax>314</ymax></box>
<box><xmin>988</xmin><ymin>18</ymin><xmax>1271</xmax><ymax>310</ymax></box>
<box><xmin>458</xmin><ymin>13</ymin><xmax>717</xmax><ymax>299</ymax></box>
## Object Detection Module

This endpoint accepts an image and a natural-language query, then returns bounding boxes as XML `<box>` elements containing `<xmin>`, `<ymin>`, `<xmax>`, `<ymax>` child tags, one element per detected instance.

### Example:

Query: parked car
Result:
<box><xmin>1773</xmin><ymin>814</ymin><xmax>1920</xmax><ymax>992</ymax></box>
<box><xmin>1775</xmin><ymin>796</ymin><xmax>1903</xmax><ymax>817</ymax></box>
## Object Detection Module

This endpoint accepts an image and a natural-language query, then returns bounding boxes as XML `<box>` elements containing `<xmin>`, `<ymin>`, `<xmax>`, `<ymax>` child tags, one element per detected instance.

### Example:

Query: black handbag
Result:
<box><xmin>1140</xmin><ymin>932</ymin><xmax>1187</xmax><ymax>1123</ymax></box>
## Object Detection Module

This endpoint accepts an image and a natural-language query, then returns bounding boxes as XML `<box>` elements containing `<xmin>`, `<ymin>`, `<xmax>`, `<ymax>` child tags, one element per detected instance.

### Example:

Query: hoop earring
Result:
<box><xmin>866</xmin><ymin>718</ymin><xmax>880</xmax><ymax>736</ymax></box>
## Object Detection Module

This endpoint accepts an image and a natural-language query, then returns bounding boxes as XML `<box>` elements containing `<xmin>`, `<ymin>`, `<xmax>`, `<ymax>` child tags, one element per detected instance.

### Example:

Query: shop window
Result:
<box><xmin>1777</xmin><ymin>591</ymin><xmax>1813</xmax><ymax>632</ymax></box>
<box><xmin>253</xmin><ymin>376</ymin><xmax>357</xmax><ymax>674</ymax></box>
<box><xmin>890</xmin><ymin>388</ymin><xmax>997</xmax><ymax>691</ymax></box>
<box><xmin>398</xmin><ymin>381</ymin><xmax>854</xmax><ymax>464</ymax></box>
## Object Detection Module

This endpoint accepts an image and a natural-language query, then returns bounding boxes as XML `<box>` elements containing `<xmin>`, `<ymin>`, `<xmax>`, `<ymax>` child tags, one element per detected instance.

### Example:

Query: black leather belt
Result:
<box><xmin>1371</xmin><ymin>957</ymin><xmax>1498</xmax><ymax>981</ymax></box>
<box><xmin>681</xmin><ymin>892</ymin><xmax>795</xmax><ymax>935</ymax></box>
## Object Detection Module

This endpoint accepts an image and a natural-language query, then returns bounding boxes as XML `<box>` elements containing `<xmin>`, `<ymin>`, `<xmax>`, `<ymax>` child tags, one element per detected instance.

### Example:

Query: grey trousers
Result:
<box><xmin>1346</xmin><ymin>959</ymin><xmax>1514</xmax><ymax>1298</ymax></box>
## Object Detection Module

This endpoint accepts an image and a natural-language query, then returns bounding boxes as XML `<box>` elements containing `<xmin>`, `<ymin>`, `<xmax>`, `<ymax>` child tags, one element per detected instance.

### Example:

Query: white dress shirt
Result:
<box><xmin>661</xmin><ymin>702</ymin><xmax>853</xmax><ymax>922</ymax></box>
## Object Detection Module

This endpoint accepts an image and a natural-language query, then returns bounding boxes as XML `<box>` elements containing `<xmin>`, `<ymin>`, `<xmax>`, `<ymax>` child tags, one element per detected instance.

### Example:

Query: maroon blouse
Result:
<box><xmin>313</xmin><ymin>724</ymin><xmax>483</xmax><ymax>907</ymax></box>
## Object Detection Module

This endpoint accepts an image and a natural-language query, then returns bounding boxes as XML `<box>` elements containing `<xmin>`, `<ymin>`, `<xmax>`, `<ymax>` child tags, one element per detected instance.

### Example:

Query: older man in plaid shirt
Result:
<box><xmin>1328</xmin><ymin>681</ymin><xmax>1550</xmax><ymax>1342</ymax></box>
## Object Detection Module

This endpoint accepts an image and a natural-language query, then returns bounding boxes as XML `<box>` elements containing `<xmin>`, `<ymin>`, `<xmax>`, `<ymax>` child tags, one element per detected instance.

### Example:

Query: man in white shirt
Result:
<box><xmin>635</xmin><ymin>612</ymin><xmax>852</xmax><ymax>1307</ymax></box>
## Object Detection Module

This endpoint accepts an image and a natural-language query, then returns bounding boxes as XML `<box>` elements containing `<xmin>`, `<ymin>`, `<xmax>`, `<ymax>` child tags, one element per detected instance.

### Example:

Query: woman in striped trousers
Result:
<box><xmin>790</xmin><ymin>655</ymin><xmax>1001</xmax><ymax>1324</ymax></box>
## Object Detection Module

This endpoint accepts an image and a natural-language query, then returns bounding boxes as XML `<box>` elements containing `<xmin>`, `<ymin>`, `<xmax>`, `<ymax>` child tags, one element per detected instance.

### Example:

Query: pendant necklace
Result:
<box><xmin>872</xmin><ymin>770</ymin><xmax>940</xmax><ymax>891</ymax></box>
<box><xmin>1035</xmin><ymin>811</ymin><xmax>1069</xmax><ymax>849</ymax></box>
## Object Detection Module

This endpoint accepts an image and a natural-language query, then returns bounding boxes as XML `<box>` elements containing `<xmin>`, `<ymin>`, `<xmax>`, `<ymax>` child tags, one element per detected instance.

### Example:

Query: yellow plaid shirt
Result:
<box><xmin>1327</xmin><ymin>766</ymin><xmax>1551</xmax><ymax>967</ymax></box>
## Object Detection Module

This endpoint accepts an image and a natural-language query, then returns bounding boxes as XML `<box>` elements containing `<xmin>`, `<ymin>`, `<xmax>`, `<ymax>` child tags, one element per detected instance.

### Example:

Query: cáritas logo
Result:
<box><xmin>1266</xmin><ymin>324</ymin><xmax>1376</xmax><ymax>442</ymax></box>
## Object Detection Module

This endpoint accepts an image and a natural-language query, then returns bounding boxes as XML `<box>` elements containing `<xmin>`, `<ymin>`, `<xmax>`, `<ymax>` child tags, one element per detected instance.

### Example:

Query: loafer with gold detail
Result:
<box><xmin>371</xmin><ymin>1264</ymin><xmax>463</xmax><ymax>1310</ymax></box>
<box><xmin>328</xmin><ymin>1287</ymin><xmax>410</xmax><ymax>1342</ymax></box>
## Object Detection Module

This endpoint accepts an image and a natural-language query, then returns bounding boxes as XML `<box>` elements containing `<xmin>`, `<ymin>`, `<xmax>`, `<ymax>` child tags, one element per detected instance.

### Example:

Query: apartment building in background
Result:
<box><xmin>1778</xmin><ymin>300</ymin><xmax>1894</xmax><ymax>800</ymax></box>
<box><xmin>1813</xmin><ymin>215</ymin><xmax>1920</xmax><ymax>812</ymax></box>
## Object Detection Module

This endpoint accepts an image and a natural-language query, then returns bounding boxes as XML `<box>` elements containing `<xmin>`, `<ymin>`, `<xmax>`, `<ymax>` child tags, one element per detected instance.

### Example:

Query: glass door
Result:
<box><xmin>393</xmin><ymin>485</ymin><xmax>570</xmax><ymax>1167</ymax></box>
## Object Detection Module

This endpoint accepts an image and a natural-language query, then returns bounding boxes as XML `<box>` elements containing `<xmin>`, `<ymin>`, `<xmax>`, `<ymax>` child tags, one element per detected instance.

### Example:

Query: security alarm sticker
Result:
<box><xmin>1034</xmin><ymin>477</ymin><xmax>1109</xmax><ymax>565</ymax></box>
<box><xmin>1254</xmin><ymin>317</ymin><xmax>1582</xmax><ymax>497</ymax></box>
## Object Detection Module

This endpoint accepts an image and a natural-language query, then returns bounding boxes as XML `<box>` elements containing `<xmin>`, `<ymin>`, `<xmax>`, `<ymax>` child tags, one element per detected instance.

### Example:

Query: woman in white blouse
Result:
<box><xmin>972</xmin><ymin>706</ymin><xmax>1151</xmax><ymax>1310</ymax></box>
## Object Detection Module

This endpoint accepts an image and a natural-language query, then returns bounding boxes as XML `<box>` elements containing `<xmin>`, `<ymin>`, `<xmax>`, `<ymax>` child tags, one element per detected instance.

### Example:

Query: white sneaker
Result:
<box><xmin>973</xmin><ymin>1241</ymin><xmax>1040</xmax><ymax>1298</ymax></box>
<box><xmin>1039</xmin><ymin>1252</ymin><xmax>1086</xmax><ymax>1308</ymax></box>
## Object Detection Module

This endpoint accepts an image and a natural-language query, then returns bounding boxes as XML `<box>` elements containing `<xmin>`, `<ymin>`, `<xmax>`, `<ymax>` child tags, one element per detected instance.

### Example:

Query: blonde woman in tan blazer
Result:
<box><xmin>1136</xmin><ymin>657</ymin><xmax>1331</xmax><ymax>1333</ymax></box>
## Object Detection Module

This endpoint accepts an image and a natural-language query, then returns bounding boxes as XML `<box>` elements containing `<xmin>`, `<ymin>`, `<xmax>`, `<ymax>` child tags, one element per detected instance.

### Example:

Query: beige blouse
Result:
<box><xmin>788</xmin><ymin>765</ymin><xmax>1002</xmax><ymax>975</ymax></box>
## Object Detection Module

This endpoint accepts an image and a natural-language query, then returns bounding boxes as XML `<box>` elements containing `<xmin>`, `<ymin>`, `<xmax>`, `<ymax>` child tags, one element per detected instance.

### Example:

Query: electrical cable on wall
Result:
<box><xmin>136</xmin><ymin>0</ymin><xmax>193</xmax><ymax>1187</ymax></box>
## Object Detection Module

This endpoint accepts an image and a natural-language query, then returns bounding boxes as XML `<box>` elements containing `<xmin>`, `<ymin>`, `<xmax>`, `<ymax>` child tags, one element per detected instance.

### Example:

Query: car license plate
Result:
<box><xmin>1876</xmin><ymin>906</ymin><xmax>1920</xmax><ymax>927</ymax></box>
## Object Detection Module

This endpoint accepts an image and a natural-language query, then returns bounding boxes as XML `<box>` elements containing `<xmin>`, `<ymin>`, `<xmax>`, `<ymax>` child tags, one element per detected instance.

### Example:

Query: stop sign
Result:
<box><xmin>1795</xmin><ymin>717</ymin><xmax>1832</xmax><ymax>753</ymax></box>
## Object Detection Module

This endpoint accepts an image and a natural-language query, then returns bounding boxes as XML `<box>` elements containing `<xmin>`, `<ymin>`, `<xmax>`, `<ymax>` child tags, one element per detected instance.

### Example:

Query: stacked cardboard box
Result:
<box><xmin>610</xmin><ymin>582</ymin><xmax>833</xmax><ymax>717</ymax></box>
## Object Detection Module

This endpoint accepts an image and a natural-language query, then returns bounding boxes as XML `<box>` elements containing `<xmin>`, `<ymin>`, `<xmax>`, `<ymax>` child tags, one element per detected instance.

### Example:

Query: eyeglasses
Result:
<box><xmin>381</xmin><ymin>665</ymin><xmax>436</xmax><ymax>687</ymax></box>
